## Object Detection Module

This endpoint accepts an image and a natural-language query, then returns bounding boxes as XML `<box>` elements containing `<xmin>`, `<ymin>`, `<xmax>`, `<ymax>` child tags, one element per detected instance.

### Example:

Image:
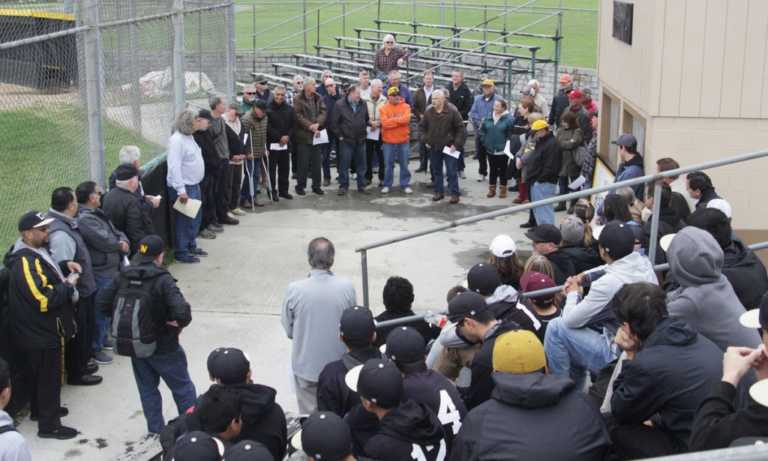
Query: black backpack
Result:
<box><xmin>112</xmin><ymin>275</ymin><xmax>158</xmax><ymax>358</ymax></box>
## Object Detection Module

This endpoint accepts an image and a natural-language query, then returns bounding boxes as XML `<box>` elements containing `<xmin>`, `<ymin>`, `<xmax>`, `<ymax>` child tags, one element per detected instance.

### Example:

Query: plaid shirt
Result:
<box><xmin>374</xmin><ymin>47</ymin><xmax>407</xmax><ymax>75</ymax></box>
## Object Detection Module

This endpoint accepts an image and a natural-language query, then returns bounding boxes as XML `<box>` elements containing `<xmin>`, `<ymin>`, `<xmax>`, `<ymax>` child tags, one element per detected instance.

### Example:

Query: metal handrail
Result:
<box><xmin>373</xmin><ymin>242</ymin><xmax>768</xmax><ymax>329</ymax></box>
<box><xmin>356</xmin><ymin>149</ymin><xmax>768</xmax><ymax>307</ymax></box>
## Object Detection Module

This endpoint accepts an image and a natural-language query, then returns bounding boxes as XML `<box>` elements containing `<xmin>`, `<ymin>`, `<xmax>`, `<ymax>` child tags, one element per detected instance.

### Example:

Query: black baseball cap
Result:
<box><xmin>345</xmin><ymin>358</ymin><xmax>403</xmax><ymax>409</ymax></box>
<box><xmin>18</xmin><ymin>210</ymin><xmax>54</xmax><ymax>232</ymax></box>
<box><xmin>340</xmin><ymin>306</ymin><xmax>375</xmax><ymax>344</ymax></box>
<box><xmin>598</xmin><ymin>221</ymin><xmax>635</xmax><ymax>260</ymax></box>
<box><xmin>207</xmin><ymin>347</ymin><xmax>250</xmax><ymax>385</ymax></box>
<box><xmin>385</xmin><ymin>326</ymin><xmax>426</xmax><ymax>365</ymax></box>
<box><xmin>114</xmin><ymin>163</ymin><xmax>140</xmax><ymax>181</ymax></box>
<box><xmin>198</xmin><ymin>109</ymin><xmax>214</xmax><ymax>121</ymax></box>
<box><xmin>299</xmin><ymin>412</ymin><xmax>353</xmax><ymax>461</ymax></box>
<box><xmin>224</xmin><ymin>440</ymin><xmax>274</xmax><ymax>461</ymax></box>
<box><xmin>447</xmin><ymin>291</ymin><xmax>488</xmax><ymax>323</ymax></box>
<box><xmin>525</xmin><ymin>224</ymin><xmax>562</xmax><ymax>245</ymax></box>
<box><xmin>172</xmin><ymin>431</ymin><xmax>224</xmax><ymax>461</ymax></box>
<box><xmin>134</xmin><ymin>234</ymin><xmax>164</xmax><ymax>263</ymax></box>
<box><xmin>467</xmin><ymin>263</ymin><xmax>501</xmax><ymax>296</ymax></box>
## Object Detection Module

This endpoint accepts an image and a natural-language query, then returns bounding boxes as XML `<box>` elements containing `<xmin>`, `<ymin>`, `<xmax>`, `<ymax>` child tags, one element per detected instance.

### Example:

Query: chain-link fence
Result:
<box><xmin>0</xmin><ymin>0</ymin><xmax>234</xmax><ymax>250</ymax></box>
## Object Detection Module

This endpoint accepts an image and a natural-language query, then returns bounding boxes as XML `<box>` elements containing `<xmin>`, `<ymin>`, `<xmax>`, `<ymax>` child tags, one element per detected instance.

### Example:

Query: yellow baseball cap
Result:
<box><xmin>387</xmin><ymin>86</ymin><xmax>400</xmax><ymax>96</ymax></box>
<box><xmin>481</xmin><ymin>79</ymin><xmax>495</xmax><ymax>87</ymax></box>
<box><xmin>492</xmin><ymin>330</ymin><xmax>547</xmax><ymax>374</ymax></box>
<box><xmin>530</xmin><ymin>119</ymin><xmax>549</xmax><ymax>131</ymax></box>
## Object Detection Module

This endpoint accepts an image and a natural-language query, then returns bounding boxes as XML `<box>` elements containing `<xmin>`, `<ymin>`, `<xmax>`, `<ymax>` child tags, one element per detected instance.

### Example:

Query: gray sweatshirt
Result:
<box><xmin>281</xmin><ymin>269</ymin><xmax>356</xmax><ymax>381</ymax></box>
<box><xmin>0</xmin><ymin>410</ymin><xmax>32</xmax><ymax>461</ymax></box>
<box><xmin>666</xmin><ymin>226</ymin><xmax>761</xmax><ymax>350</ymax></box>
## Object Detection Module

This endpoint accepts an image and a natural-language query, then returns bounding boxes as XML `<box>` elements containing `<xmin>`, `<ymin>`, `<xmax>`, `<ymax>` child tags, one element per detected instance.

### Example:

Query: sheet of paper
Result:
<box><xmin>269</xmin><ymin>142</ymin><xmax>288</xmax><ymax>151</ymax></box>
<box><xmin>442</xmin><ymin>146</ymin><xmax>460</xmax><ymax>159</ymax></box>
<box><xmin>173</xmin><ymin>197</ymin><xmax>202</xmax><ymax>219</ymax></box>
<box><xmin>243</xmin><ymin>134</ymin><xmax>249</xmax><ymax>145</ymax></box>
<box><xmin>366</xmin><ymin>126</ymin><xmax>380</xmax><ymax>140</ymax></box>
<box><xmin>568</xmin><ymin>175</ymin><xmax>587</xmax><ymax>190</ymax></box>
<box><xmin>312</xmin><ymin>129</ymin><xmax>329</xmax><ymax>145</ymax></box>
<box><xmin>503</xmin><ymin>140</ymin><xmax>515</xmax><ymax>159</ymax></box>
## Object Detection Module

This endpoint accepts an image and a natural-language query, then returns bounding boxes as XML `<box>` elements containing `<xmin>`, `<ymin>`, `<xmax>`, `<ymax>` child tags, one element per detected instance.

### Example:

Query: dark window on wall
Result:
<box><xmin>613</xmin><ymin>1</ymin><xmax>633</xmax><ymax>45</ymax></box>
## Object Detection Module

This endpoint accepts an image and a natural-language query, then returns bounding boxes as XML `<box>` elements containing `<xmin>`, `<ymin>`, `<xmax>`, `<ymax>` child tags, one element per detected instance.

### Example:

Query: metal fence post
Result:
<box><xmin>553</xmin><ymin>8</ymin><xmax>563</xmax><ymax>98</ymax></box>
<box><xmin>361</xmin><ymin>250</ymin><xmax>370</xmax><ymax>308</ymax></box>
<box><xmin>342</xmin><ymin>0</ymin><xmax>347</xmax><ymax>38</ymax></box>
<box><xmin>81</xmin><ymin>0</ymin><xmax>105</xmax><ymax>185</ymax></box>
<box><xmin>225</xmin><ymin>0</ymin><xmax>236</xmax><ymax>101</ymax></box>
<box><xmin>172</xmin><ymin>0</ymin><xmax>186</xmax><ymax>118</ymax></box>
<box><xmin>252</xmin><ymin>3</ymin><xmax>256</xmax><ymax>75</ymax></box>
<box><xmin>127</xmin><ymin>0</ymin><xmax>142</xmax><ymax>134</ymax></box>
<box><xmin>647</xmin><ymin>182</ymin><xmax>663</xmax><ymax>265</ymax></box>
<box><xmin>303</xmin><ymin>0</ymin><xmax>308</xmax><ymax>54</ymax></box>
<box><xmin>316</xmin><ymin>9</ymin><xmax>321</xmax><ymax>50</ymax></box>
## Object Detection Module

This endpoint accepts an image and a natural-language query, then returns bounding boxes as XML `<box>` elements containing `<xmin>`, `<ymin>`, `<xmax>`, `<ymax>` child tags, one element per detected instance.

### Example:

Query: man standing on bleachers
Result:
<box><xmin>374</xmin><ymin>34</ymin><xmax>407</xmax><ymax>79</ymax></box>
<box><xmin>293</xmin><ymin>78</ymin><xmax>327</xmax><ymax>196</ymax></box>
<box><xmin>386</xmin><ymin>70</ymin><xmax>412</xmax><ymax>106</ymax></box>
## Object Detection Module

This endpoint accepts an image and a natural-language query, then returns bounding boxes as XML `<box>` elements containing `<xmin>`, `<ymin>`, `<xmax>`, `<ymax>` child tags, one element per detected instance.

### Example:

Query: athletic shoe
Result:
<box><xmin>381</xmin><ymin>187</ymin><xmax>390</xmax><ymax>194</ymax></box>
<box><xmin>175</xmin><ymin>255</ymin><xmax>200</xmax><ymax>264</ymax></box>
<box><xmin>403</xmin><ymin>187</ymin><xmax>413</xmax><ymax>194</ymax></box>
<box><xmin>93</xmin><ymin>351</ymin><xmax>113</xmax><ymax>365</ymax></box>
<box><xmin>231</xmin><ymin>208</ymin><xmax>246</xmax><ymax>216</ymax></box>
<box><xmin>279</xmin><ymin>192</ymin><xmax>294</xmax><ymax>200</ymax></box>
<box><xmin>38</xmin><ymin>425</ymin><xmax>79</xmax><ymax>440</ymax></box>
<box><xmin>191</xmin><ymin>248</ymin><xmax>208</xmax><ymax>257</ymax></box>
<box><xmin>103</xmin><ymin>337</ymin><xmax>114</xmax><ymax>351</ymax></box>
<box><xmin>199</xmin><ymin>229</ymin><xmax>217</xmax><ymax>239</ymax></box>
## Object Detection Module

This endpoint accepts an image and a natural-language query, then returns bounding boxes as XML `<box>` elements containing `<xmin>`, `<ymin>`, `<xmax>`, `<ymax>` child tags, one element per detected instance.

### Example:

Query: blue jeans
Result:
<box><xmin>531</xmin><ymin>181</ymin><xmax>557</xmax><ymax>225</ymax></box>
<box><xmin>382</xmin><ymin>142</ymin><xmax>411</xmax><ymax>188</ymax></box>
<box><xmin>338</xmin><ymin>140</ymin><xmax>367</xmax><ymax>190</ymax></box>
<box><xmin>241</xmin><ymin>158</ymin><xmax>260</xmax><ymax>200</ymax></box>
<box><xmin>92</xmin><ymin>274</ymin><xmax>114</xmax><ymax>353</ymax></box>
<box><xmin>544</xmin><ymin>317</ymin><xmax>618</xmax><ymax>386</ymax></box>
<box><xmin>429</xmin><ymin>146</ymin><xmax>459</xmax><ymax>196</ymax></box>
<box><xmin>131</xmin><ymin>345</ymin><xmax>197</xmax><ymax>434</ymax></box>
<box><xmin>167</xmin><ymin>184</ymin><xmax>202</xmax><ymax>259</ymax></box>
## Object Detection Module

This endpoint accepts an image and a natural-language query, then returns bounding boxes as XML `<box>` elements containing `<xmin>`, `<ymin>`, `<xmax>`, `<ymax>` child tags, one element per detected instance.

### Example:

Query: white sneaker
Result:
<box><xmin>231</xmin><ymin>208</ymin><xmax>246</xmax><ymax>216</ymax></box>
<box><xmin>227</xmin><ymin>212</ymin><xmax>237</xmax><ymax>219</ymax></box>
<box><xmin>404</xmin><ymin>187</ymin><xmax>413</xmax><ymax>194</ymax></box>
<box><xmin>381</xmin><ymin>187</ymin><xmax>390</xmax><ymax>194</ymax></box>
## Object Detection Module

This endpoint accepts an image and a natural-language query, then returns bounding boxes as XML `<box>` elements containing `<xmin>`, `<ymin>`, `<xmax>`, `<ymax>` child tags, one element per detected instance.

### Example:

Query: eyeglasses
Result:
<box><xmin>244</xmin><ymin>92</ymin><xmax>255</xmax><ymax>95</ymax></box>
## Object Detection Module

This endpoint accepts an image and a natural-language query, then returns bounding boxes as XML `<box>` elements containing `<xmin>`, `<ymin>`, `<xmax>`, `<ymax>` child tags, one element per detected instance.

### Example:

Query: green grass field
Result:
<box><xmin>0</xmin><ymin>106</ymin><xmax>162</xmax><ymax>250</ymax></box>
<box><xmin>234</xmin><ymin>0</ymin><xmax>598</xmax><ymax>68</ymax></box>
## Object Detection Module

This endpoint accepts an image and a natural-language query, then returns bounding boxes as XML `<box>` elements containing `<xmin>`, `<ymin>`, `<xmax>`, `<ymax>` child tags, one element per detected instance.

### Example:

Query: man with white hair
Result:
<box><xmin>287</xmin><ymin>74</ymin><xmax>304</xmax><ymax>107</ymax></box>
<box><xmin>420</xmin><ymin>89</ymin><xmax>465</xmax><ymax>204</ymax></box>
<box><xmin>526</xmin><ymin>79</ymin><xmax>549</xmax><ymax>116</ymax></box>
<box><xmin>110</xmin><ymin>146</ymin><xmax>161</xmax><ymax>210</ymax></box>
<box><xmin>293</xmin><ymin>78</ymin><xmax>327</xmax><ymax>195</ymax></box>
<box><xmin>317</xmin><ymin>70</ymin><xmax>333</xmax><ymax>96</ymax></box>
<box><xmin>374</xmin><ymin>34</ymin><xmax>407</xmax><ymax>79</ymax></box>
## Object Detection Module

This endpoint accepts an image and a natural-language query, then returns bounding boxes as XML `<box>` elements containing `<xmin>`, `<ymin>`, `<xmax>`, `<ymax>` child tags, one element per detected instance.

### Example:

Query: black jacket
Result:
<box><xmin>330</xmin><ymin>97</ymin><xmax>369</xmax><ymax>143</ymax></box>
<box><xmin>3</xmin><ymin>244</ymin><xmax>75</xmax><ymax>349</ymax></box>
<box><xmin>266</xmin><ymin>100</ymin><xmax>296</xmax><ymax>145</ymax></box>
<box><xmin>526</xmin><ymin>131</ymin><xmax>562</xmax><ymax>184</ymax></box>
<box><xmin>695</xmin><ymin>188</ymin><xmax>720</xmax><ymax>209</ymax></box>
<box><xmin>722</xmin><ymin>238</ymin><xmax>768</xmax><ymax>310</ymax></box>
<box><xmin>364</xmin><ymin>400</ymin><xmax>448</xmax><ymax>461</ymax></box>
<box><xmin>225</xmin><ymin>123</ymin><xmax>245</xmax><ymax>158</ymax></box>
<box><xmin>689</xmin><ymin>381</ymin><xmax>768</xmax><ymax>451</ymax></box>
<box><xmin>611</xmin><ymin>319</ymin><xmax>723</xmax><ymax>447</ymax></box>
<box><xmin>670</xmin><ymin>191</ymin><xmax>691</xmax><ymax>222</ymax></box>
<box><xmin>559</xmin><ymin>244</ymin><xmax>603</xmax><ymax>274</ymax></box>
<box><xmin>374</xmin><ymin>310</ymin><xmax>441</xmax><ymax>348</ymax></box>
<box><xmin>450</xmin><ymin>372</ymin><xmax>610</xmax><ymax>461</ymax></box>
<box><xmin>548</xmin><ymin>88</ymin><xmax>571</xmax><ymax>128</ymax></box>
<box><xmin>545</xmin><ymin>249</ymin><xmax>577</xmax><ymax>285</ymax></box>
<box><xmin>77</xmin><ymin>206</ymin><xmax>127</xmax><ymax>278</ymax></box>
<box><xmin>317</xmin><ymin>347</ymin><xmax>381</xmax><ymax>417</ymax></box>
<box><xmin>403</xmin><ymin>367</ymin><xmax>467</xmax><ymax>451</ymax></box>
<box><xmin>96</xmin><ymin>262</ymin><xmax>191</xmax><ymax>354</ymax></box>
<box><xmin>448</xmin><ymin>83</ymin><xmax>473</xmax><ymax>120</ymax></box>
<box><xmin>193</xmin><ymin>129</ymin><xmax>223</xmax><ymax>173</ymax></box>
<box><xmin>101</xmin><ymin>187</ymin><xmax>152</xmax><ymax>254</ymax></box>
<box><xmin>463</xmin><ymin>321</ymin><xmax>520</xmax><ymax>410</ymax></box>
<box><xmin>487</xmin><ymin>297</ymin><xmax>541</xmax><ymax>340</ymax></box>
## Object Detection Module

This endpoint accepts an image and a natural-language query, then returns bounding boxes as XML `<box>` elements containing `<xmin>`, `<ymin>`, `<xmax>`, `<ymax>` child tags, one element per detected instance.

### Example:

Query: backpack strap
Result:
<box><xmin>0</xmin><ymin>424</ymin><xmax>17</xmax><ymax>434</ymax></box>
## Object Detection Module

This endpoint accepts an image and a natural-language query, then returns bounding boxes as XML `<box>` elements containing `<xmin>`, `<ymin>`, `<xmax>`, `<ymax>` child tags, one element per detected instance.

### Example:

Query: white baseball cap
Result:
<box><xmin>489</xmin><ymin>234</ymin><xmax>517</xmax><ymax>258</ymax></box>
<box><xmin>660</xmin><ymin>233</ymin><xmax>676</xmax><ymax>253</ymax></box>
<box><xmin>707</xmin><ymin>198</ymin><xmax>732</xmax><ymax>219</ymax></box>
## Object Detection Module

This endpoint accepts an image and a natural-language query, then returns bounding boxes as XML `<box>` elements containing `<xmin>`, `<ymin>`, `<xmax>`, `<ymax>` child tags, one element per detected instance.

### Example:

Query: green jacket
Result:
<box><xmin>479</xmin><ymin>112</ymin><xmax>514</xmax><ymax>154</ymax></box>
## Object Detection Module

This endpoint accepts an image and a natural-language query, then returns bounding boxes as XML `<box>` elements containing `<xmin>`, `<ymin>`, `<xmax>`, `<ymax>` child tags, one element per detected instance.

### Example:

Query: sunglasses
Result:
<box><xmin>244</xmin><ymin>92</ymin><xmax>255</xmax><ymax>95</ymax></box>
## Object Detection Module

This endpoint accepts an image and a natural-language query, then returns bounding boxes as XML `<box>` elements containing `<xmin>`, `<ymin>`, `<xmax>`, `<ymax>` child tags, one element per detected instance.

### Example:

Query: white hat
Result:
<box><xmin>489</xmin><ymin>234</ymin><xmax>517</xmax><ymax>258</ymax></box>
<box><xmin>659</xmin><ymin>233</ymin><xmax>676</xmax><ymax>253</ymax></box>
<box><xmin>740</xmin><ymin>309</ymin><xmax>761</xmax><ymax>329</ymax></box>
<box><xmin>707</xmin><ymin>198</ymin><xmax>732</xmax><ymax>219</ymax></box>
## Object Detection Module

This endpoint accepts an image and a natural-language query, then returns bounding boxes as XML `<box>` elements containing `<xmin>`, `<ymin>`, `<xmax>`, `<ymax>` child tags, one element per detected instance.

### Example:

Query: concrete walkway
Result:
<box><xmin>22</xmin><ymin>160</ymin><xmax>563</xmax><ymax>460</ymax></box>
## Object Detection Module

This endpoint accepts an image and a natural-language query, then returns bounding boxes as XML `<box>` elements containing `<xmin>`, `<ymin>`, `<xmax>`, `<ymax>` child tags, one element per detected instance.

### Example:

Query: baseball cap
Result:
<box><xmin>489</xmin><ymin>234</ymin><xmax>517</xmax><ymax>258</ymax></box>
<box><xmin>197</xmin><ymin>109</ymin><xmax>214</xmax><ymax>121</ymax></box>
<box><xmin>253</xmin><ymin>99</ymin><xmax>268</xmax><ymax>111</ymax></box>
<box><xmin>345</xmin><ymin>358</ymin><xmax>403</xmax><ymax>408</ymax></box>
<box><xmin>481</xmin><ymin>79</ymin><xmax>495</xmax><ymax>87</ymax></box>
<box><xmin>135</xmin><ymin>234</ymin><xmax>164</xmax><ymax>263</ymax></box>
<box><xmin>707</xmin><ymin>198</ymin><xmax>733</xmax><ymax>219</ymax></box>
<box><xmin>114</xmin><ymin>163</ymin><xmax>140</xmax><ymax>181</ymax></box>
<box><xmin>172</xmin><ymin>431</ymin><xmax>224</xmax><ymax>461</ymax></box>
<box><xmin>299</xmin><ymin>412</ymin><xmax>353</xmax><ymax>461</ymax></box>
<box><xmin>568</xmin><ymin>89</ymin><xmax>583</xmax><ymax>100</ymax></box>
<box><xmin>659</xmin><ymin>233</ymin><xmax>676</xmax><ymax>253</ymax></box>
<box><xmin>447</xmin><ymin>291</ymin><xmax>488</xmax><ymax>323</ymax></box>
<box><xmin>611</xmin><ymin>133</ymin><xmax>638</xmax><ymax>149</ymax></box>
<box><xmin>207</xmin><ymin>347</ymin><xmax>251</xmax><ymax>385</ymax></box>
<box><xmin>339</xmin><ymin>306</ymin><xmax>375</xmax><ymax>344</ymax></box>
<box><xmin>739</xmin><ymin>292</ymin><xmax>768</xmax><ymax>328</ymax></box>
<box><xmin>559</xmin><ymin>73</ymin><xmax>572</xmax><ymax>84</ymax></box>
<box><xmin>520</xmin><ymin>271</ymin><xmax>556</xmax><ymax>302</ymax></box>
<box><xmin>560</xmin><ymin>215</ymin><xmax>585</xmax><ymax>245</ymax></box>
<box><xmin>530</xmin><ymin>119</ymin><xmax>549</xmax><ymax>131</ymax></box>
<box><xmin>492</xmin><ymin>330</ymin><xmax>547</xmax><ymax>374</ymax></box>
<box><xmin>467</xmin><ymin>263</ymin><xmax>501</xmax><ymax>296</ymax></box>
<box><xmin>224</xmin><ymin>440</ymin><xmax>274</xmax><ymax>461</ymax></box>
<box><xmin>525</xmin><ymin>224</ymin><xmax>562</xmax><ymax>245</ymax></box>
<box><xmin>18</xmin><ymin>210</ymin><xmax>54</xmax><ymax>232</ymax></box>
<box><xmin>598</xmin><ymin>222</ymin><xmax>635</xmax><ymax>260</ymax></box>
<box><xmin>387</xmin><ymin>86</ymin><xmax>400</xmax><ymax>96</ymax></box>
<box><xmin>384</xmin><ymin>326</ymin><xmax>426</xmax><ymax>364</ymax></box>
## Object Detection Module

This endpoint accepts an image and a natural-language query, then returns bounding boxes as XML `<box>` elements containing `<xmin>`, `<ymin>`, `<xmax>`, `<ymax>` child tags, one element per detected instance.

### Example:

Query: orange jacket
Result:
<box><xmin>379</xmin><ymin>102</ymin><xmax>411</xmax><ymax>144</ymax></box>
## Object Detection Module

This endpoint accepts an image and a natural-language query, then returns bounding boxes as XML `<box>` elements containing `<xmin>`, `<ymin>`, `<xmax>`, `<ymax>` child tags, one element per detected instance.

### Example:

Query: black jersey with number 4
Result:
<box><xmin>364</xmin><ymin>400</ymin><xmax>448</xmax><ymax>461</ymax></box>
<box><xmin>403</xmin><ymin>369</ymin><xmax>467</xmax><ymax>451</ymax></box>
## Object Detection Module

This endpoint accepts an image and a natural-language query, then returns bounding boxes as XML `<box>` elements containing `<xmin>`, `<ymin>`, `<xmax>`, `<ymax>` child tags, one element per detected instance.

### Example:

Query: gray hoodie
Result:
<box><xmin>0</xmin><ymin>410</ymin><xmax>32</xmax><ymax>461</ymax></box>
<box><xmin>666</xmin><ymin>227</ymin><xmax>760</xmax><ymax>350</ymax></box>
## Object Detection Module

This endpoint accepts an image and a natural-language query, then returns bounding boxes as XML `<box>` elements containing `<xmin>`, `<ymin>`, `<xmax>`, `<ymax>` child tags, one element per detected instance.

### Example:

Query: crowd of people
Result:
<box><xmin>1</xmin><ymin>49</ymin><xmax>768</xmax><ymax>461</ymax></box>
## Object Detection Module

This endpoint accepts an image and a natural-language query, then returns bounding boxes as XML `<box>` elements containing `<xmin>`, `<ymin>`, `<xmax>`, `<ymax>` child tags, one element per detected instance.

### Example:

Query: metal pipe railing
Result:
<box><xmin>373</xmin><ymin>241</ymin><xmax>768</xmax><ymax>330</ymax></box>
<box><xmin>357</xmin><ymin>149</ymin><xmax>768</xmax><ymax>307</ymax></box>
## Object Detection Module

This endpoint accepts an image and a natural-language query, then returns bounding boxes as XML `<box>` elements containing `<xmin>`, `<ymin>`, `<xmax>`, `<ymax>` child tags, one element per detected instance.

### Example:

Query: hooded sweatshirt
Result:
<box><xmin>666</xmin><ymin>227</ymin><xmax>761</xmax><ymax>350</ymax></box>
<box><xmin>364</xmin><ymin>400</ymin><xmax>448</xmax><ymax>461</ymax></box>
<box><xmin>317</xmin><ymin>347</ymin><xmax>382</xmax><ymax>417</ymax></box>
<box><xmin>450</xmin><ymin>372</ymin><xmax>610</xmax><ymax>461</ymax></box>
<box><xmin>611</xmin><ymin>319</ymin><xmax>723</xmax><ymax>448</ymax></box>
<box><xmin>722</xmin><ymin>238</ymin><xmax>768</xmax><ymax>310</ymax></box>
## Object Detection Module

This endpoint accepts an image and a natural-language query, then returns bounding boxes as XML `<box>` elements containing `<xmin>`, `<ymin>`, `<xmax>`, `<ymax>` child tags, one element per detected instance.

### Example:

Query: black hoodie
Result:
<box><xmin>450</xmin><ymin>372</ymin><xmax>609</xmax><ymax>461</ymax></box>
<box><xmin>722</xmin><ymin>238</ymin><xmax>768</xmax><ymax>309</ymax></box>
<box><xmin>317</xmin><ymin>347</ymin><xmax>382</xmax><ymax>417</ymax></box>
<box><xmin>365</xmin><ymin>400</ymin><xmax>448</xmax><ymax>461</ymax></box>
<box><xmin>463</xmin><ymin>321</ymin><xmax>520</xmax><ymax>410</ymax></box>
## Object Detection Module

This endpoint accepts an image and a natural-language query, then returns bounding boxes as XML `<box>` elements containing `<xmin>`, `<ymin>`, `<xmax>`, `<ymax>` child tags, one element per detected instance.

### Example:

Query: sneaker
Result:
<box><xmin>231</xmin><ymin>208</ymin><xmax>246</xmax><ymax>216</ymax></box>
<box><xmin>295</xmin><ymin>188</ymin><xmax>307</xmax><ymax>196</ymax></box>
<box><xmin>191</xmin><ymin>248</ymin><xmax>208</xmax><ymax>257</ymax></box>
<box><xmin>103</xmin><ymin>337</ymin><xmax>114</xmax><ymax>351</ymax></box>
<box><xmin>381</xmin><ymin>187</ymin><xmax>390</xmax><ymax>194</ymax></box>
<box><xmin>449</xmin><ymin>195</ymin><xmax>460</xmax><ymax>204</ymax></box>
<box><xmin>175</xmin><ymin>255</ymin><xmax>201</xmax><ymax>264</ymax></box>
<box><xmin>227</xmin><ymin>211</ymin><xmax>237</xmax><ymax>219</ymax></box>
<box><xmin>312</xmin><ymin>188</ymin><xmax>325</xmax><ymax>195</ymax></box>
<box><xmin>432</xmin><ymin>193</ymin><xmax>444</xmax><ymax>202</ymax></box>
<box><xmin>38</xmin><ymin>425</ymin><xmax>79</xmax><ymax>440</ymax></box>
<box><xmin>208</xmin><ymin>224</ymin><xmax>224</xmax><ymax>233</ymax></box>
<box><xmin>220</xmin><ymin>217</ymin><xmax>239</xmax><ymax>225</ymax></box>
<box><xmin>403</xmin><ymin>187</ymin><xmax>413</xmax><ymax>194</ymax></box>
<box><xmin>93</xmin><ymin>351</ymin><xmax>113</xmax><ymax>365</ymax></box>
<box><xmin>199</xmin><ymin>229</ymin><xmax>217</xmax><ymax>239</ymax></box>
